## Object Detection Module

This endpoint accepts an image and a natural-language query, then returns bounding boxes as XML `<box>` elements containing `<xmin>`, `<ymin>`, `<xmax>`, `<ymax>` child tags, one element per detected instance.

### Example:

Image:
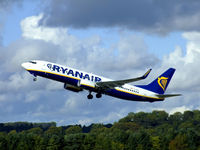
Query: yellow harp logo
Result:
<box><xmin>158</xmin><ymin>77</ymin><xmax>168</xmax><ymax>91</ymax></box>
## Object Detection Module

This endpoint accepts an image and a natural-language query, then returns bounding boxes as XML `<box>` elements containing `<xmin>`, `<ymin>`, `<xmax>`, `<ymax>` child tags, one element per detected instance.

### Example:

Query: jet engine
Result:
<box><xmin>64</xmin><ymin>83</ymin><xmax>83</xmax><ymax>92</ymax></box>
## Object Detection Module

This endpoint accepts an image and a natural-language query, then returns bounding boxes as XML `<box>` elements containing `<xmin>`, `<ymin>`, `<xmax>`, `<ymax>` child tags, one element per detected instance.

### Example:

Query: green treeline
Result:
<box><xmin>1</xmin><ymin>110</ymin><xmax>200</xmax><ymax>150</ymax></box>
<box><xmin>0</xmin><ymin>122</ymin><xmax>57</xmax><ymax>133</ymax></box>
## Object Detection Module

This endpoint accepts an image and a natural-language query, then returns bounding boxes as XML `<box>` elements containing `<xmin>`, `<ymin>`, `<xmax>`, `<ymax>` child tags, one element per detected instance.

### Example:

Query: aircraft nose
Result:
<box><xmin>21</xmin><ymin>62</ymin><xmax>29</xmax><ymax>69</ymax></box>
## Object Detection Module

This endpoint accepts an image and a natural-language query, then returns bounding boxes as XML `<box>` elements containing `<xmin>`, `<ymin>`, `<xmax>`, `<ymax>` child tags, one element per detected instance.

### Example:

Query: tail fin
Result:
<box><xmin>137</xmin><ymin>68</ymin><xmax>175</xmax><ymax>94</ymax></box>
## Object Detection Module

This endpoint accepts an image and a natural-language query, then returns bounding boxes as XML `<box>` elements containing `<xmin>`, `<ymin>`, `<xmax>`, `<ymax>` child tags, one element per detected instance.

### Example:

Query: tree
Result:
<box><xmin>90</xmin><ymin>124</ymin><xmax>105</xmax><ymax>133</ymax></box>
<box><xmin>183</xmin><ymin>111</ymin><xmax>194</xmax><ymax>121</ymax></box>
<box><xmin>27</xmin><ymin>127</ymin><xmax>43</xmax><ymax>135</ymax></box>
<box><xmin>93</xmin><ymin>133</ymin><xmax>111</xmax><ymax>150</ymax></box>
<box><xmin>63</xmin><ymin>133</ymin><xmax>85</xmax><ymax>150</ymax></box>
<box><xmin>150</xmin><ymin>136</ymin><xmax>161</xmax><ymax>150</ymax></box>
<box><xmin>47</xmin><ymin>134</ymin><xmax>63</xmax><ymax>150</ymax></box>
<box><xmin>65</xmin><ymin>125</ymin><xmax>82</xmax><ymax>134</ymax></box>
<box><xmin>15</xmin><ymin>132</ymin><xmax>29</xmax><ymax>150</ymax></box>
<box><xmin>43</xmin><ymin>127</ymin><xmax>64</xmax><ymax>149</ymax></box>
<box><xmin>154</xmin><ymin>124</ymin><xmax>175</xmax><ymax>150</ymax></box>
<box><xmin>127</xmin><ymin>130</ymin><xmax>152</xmax><ymax>150</ymax></box>
<box><xmin>169</xmin><ymin>134</ymin><xmax>188</xmax><ymax>150</ymax></box>
<box><xmin>118</xmin><ymin>112</ymin><xmax>135</xmax><ymax>122</ymax></box>
<box><xmin>148</xmin><ymin>111</ymin><xmax>168</xmax><ymax>127</ymax></box>
<box><xmin>0</xmin><ymin>132</ymin><xmax>7</xmax><ymax>150</ymax></box>
<box><xmin>83</xmin><ymin>134</ymin><xmax>96</xmax><ymax>150</ymax></box>
<box><xmin>45</xmin><ymin>126</ymin><xmax>63</xmax><ymax>137</ymax></box>
<box><xmin>7</xmin><ymin>130</ymin><xmax>19</xmax><ymax>150</ymax></box>
<box><xmin>132</xmin><ymin>112</ymin><xmax>149</xmax><ymax>127</ymax></box>
<box><xmin>168</xmin><ymin>112</ymin><xmax>183</xmax><ymax>129</ymax></box>
<box><xmin>112</xmin><ymin>122</ymin><xmax>140</xmax><ymax>132</ymax></box>
<box><xmin>111</xmin><ymin>141</ymin><xmax>125</xmax><ymax>150</ymax></box>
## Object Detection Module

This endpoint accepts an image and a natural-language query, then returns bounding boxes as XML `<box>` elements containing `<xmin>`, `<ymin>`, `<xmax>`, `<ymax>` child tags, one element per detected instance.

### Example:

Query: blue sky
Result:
<box><xmin>2</xmin><ymin>0</ymin><xmax>40</xmax><ymax>46</ymax></box>
<box><xmin>0</xmin><ymin>0</ymin><xmax>200</xmax><ymax>126</ymax></box>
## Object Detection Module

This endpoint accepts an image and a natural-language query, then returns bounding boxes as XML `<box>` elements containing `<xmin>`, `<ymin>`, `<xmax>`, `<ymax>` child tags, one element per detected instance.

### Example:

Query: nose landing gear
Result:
<box><xmin>32</xmin><ymin>73</ymin><xmax>37</xmax><ymax>81</ymax></box>
<box><xmin>33</xmin><ymin>77</ymin><xmax>37</xmax><ymax>81</ymax></box>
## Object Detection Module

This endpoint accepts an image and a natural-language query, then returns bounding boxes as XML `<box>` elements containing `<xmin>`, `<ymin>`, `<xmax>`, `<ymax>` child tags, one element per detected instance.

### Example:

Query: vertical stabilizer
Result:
<box><xmin>136</xmin><ymin>68</ymin><xmax>175</xmax><ymax>94</ymax></box>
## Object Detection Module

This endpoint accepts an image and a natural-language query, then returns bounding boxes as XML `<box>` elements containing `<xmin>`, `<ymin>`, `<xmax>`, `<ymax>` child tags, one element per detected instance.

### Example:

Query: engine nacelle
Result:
<box><xmin>64</xmin><ymin>83</ymin><xmax>83</xmax><ymax>92</ymax></box>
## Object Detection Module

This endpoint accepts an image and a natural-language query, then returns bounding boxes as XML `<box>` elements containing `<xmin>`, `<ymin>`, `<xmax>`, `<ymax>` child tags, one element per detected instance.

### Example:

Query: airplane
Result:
<box><xmin>21</xmin><ymin>60</ymin><xmax>181</xmax><ymax>102</ymax></box>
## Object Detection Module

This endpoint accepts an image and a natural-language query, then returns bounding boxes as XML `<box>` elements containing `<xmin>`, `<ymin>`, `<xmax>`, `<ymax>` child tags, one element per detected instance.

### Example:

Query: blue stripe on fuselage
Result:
<box><xmin>28</xmin><ymin>70</ymin><xmax>79</xmax><ymax>86</ymax></box>
<box><xmin>105</xmin><ymin>89</ymin><xmax>163</xmax><ymax>102</ymax></box>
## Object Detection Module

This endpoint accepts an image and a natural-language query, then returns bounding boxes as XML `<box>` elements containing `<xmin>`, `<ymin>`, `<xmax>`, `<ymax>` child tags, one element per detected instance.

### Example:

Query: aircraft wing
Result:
<box><xmin>96</xmin><ymin>69</ymin><xmax>152</xmax><ymax>89</ymax></box>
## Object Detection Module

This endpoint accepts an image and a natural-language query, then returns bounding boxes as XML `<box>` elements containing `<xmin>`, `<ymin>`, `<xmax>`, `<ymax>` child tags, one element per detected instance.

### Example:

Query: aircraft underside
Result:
<box><xmin>28</xmin><ymin>70</ymin><xmax>164</xmax><ymax>102</ymax></box>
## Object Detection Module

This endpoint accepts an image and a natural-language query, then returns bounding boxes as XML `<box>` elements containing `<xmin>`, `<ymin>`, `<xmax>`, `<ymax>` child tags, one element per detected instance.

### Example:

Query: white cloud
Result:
<box><xmin>25</xmin><ymin>91</ymin><xmax>41</xmax><ymax>103</ymax></box>
<box><xmin>78</xmin><ymin>118</ymin><xmax>93</xmax><ymax>126</ymax></box>
<box><xmin>100</xmin><ymin>111</ymin><xmax>124</xmax><ymax>123</ymax></box>
<box><xmin>162</xmin><ymin>32</ymin><xmax>200</xmax><ymax>92</ymax></box>
<box><xmin>169</xmin><ymin>106</ymin><xmax>191</xmax><ymax>115</ymax></box>
<box><xmin>20</xmin><ymin>14</ymin><xmax>159</xmax><ymax>75</ymax></box>
<box><xmin>21</xmin><ymin>14</ymin><xmax>68</xmax><ymax>45</ymax></box>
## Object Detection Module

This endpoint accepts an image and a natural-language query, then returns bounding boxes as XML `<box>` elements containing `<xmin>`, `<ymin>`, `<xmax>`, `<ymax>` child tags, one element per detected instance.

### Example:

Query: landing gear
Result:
<box><xmin>87</xmin><ymin>91</ymin><xmax>93</xmax><ymax>99</ymax></box>
<box><xmin>32</xmin><ymin>74</ymin><xmax>37</xmax><ymax>81</ymax></box>
<box><xmin>33</xmin><ymin>77</ymin><xmax>37</xmax><ymax>81</ymax></box>
<box><xmin>96</xmin><ymin>93</ymin><xmax>102</xmax><ymax>98</ymax></box>
<box><xmin>87</xmin><ymin>94</ymin><xmax>93</xmax><ymax>99</ymax></box>
<box><xmin>87</xmin><ymin>91</ymin><xmax>102</xmax><ymax>99</ymax></box>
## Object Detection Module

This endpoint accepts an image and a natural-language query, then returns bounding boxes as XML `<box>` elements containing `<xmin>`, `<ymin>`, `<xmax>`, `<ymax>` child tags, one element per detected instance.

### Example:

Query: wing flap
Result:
<box><xmin>96</xmin><ymin>69</ymin><xmax>152</xmax><ymax>89</ymax></box>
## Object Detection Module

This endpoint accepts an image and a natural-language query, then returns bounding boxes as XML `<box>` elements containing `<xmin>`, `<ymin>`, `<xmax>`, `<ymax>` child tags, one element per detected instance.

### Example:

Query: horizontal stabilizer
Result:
<box><xmin>156</xmin><ymin>94</ymin><xmax>181</xmax><ymax>98</ymax></box>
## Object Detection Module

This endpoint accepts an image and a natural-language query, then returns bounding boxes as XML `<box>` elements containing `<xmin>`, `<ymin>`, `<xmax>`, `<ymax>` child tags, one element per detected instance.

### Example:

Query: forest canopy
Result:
<box><xmin>0</xmin><ymin>110</ymin><xmax>200</xmax><ymax>150</ymax></box>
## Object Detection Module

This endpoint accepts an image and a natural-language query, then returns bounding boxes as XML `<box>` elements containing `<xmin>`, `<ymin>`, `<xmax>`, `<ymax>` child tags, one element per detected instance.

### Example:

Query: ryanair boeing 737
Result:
<box><xmin>21</xmin><ymin>60</ymin><xmax>180</xmax><ymax>102</ymax></box>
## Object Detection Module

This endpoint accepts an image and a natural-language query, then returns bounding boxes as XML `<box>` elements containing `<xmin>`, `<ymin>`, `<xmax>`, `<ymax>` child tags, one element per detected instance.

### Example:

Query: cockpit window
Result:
<box><xmin>29</xmin><ymin>61</ymin><xmax>37</xmax><ymax>64</ymax></box>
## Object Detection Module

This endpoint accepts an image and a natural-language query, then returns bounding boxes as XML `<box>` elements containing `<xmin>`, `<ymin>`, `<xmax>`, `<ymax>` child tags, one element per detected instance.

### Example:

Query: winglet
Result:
<box><xmin>141</xmin><ymin>69</ymin><xmax>152</xmax><ymax>79</ymax></box>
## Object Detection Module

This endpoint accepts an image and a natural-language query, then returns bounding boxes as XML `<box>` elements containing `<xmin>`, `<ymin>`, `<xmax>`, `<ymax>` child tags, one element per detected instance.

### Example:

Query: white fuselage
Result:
<box><xmin>21</xmin><ymin>60</ymin><xmax>163</xmax><ymax>102</ymax></box>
